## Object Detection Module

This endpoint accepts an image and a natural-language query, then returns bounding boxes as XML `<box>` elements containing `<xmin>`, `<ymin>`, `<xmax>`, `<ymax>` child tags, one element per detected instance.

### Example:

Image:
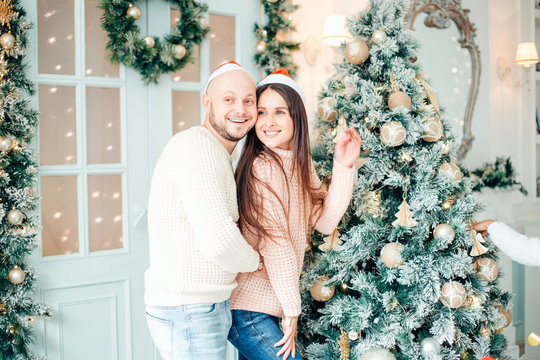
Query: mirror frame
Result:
<box><xmin>405</xmin><ymin>0</ymin><xmax>480</xmax><ymax>159</ymax></box>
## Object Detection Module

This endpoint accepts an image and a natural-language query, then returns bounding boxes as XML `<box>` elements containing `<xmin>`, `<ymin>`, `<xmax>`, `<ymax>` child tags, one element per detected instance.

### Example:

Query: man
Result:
<box><xmin>144</xmin><ymin>61</ymin><xmax>262</xmax><ymax>359</ymax></box>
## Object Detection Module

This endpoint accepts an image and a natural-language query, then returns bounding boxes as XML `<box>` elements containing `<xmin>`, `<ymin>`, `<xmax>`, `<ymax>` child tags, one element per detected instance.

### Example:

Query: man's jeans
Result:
<box><xmin>145</xmin><ymin>300</ymin><xmax>231</xmax><ymax>360</ymax></box>
<box><xmin>228</xmin><ymin>310</ymin><xmax>304</xmax><ymax>360</ymax></box>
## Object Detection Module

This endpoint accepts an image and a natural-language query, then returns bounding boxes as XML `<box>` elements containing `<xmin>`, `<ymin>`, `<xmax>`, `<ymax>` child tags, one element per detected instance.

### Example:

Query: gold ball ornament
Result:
<box><xmin>381</xmin><ymin>242</ymin><xmax>404</xmax><ymax>268</ymax></box>
<box><xmin>0</xmin><ymin>136</ymin><xmax>13</xmax><ymax>152</ymax></box>
<box><xmin>494</xmin><ymin>305</ymin><xmax>512</xmax><ymax>330</ymax></box>
<box><xmin>388</xmin><ymin>91</ymin><xmax>411</xmax><ymax>110</ymax></box>
<box><xmin>345</xmin><ymin>39</ymin><xmax>369</xmax><ymax>65</ymax></box>
<box><xmin>380</xmin><ymin>121</ymin><xmax>406</xmax><ymax>147</ymax></box>
<box><xmin>423</xmin><ymin>117</ymin><xmax>444</xmax><ymax>142</ymax></box>
<box><xmin>143</xmin><ymin>36</ymin><xmax>155</xmax><ymax>48</ymax></box>
<box><xmin>174</xmin><ymin>44</ymin><xmax>187</xmax><ymax>60</ymax></box>
<box><xmin>480</xmin><ymin>327</ymin><xmax>490</xmax><ymax>338</ymax></box>
<box><xmin>464</xmin><ymin>294</ymin><xmax>482</xmax><ymax>309</ymax></box>
<box><xmin>360</xmin><ymin>348</ymin><xmax>396</xmax><ymax>360</ymax></box>
<box><xmin>528</xmin><ymin>332</ymin><xmax>540</xmax><ymax>347</ymax></box>
<box><xmin>275</xmin><ymin>30</ymin><xmax>287</xmax><ymax>42</ymax></box>
<box><xmin>475</xmin><ymin>258</ymin><xmax>499</xmax><ymax>282</ymax></box>
<box><xmin>317</xmin><ymin>97</ymin><xmax>337</xmax><ymax>122</ymax></box>
<box><xmin>7</xmin><ymin>208</ymin><xmax>23</xmax><ymax>225</ymax></box>
<box><xmin>372</xmin><ymin>29</ymin><xmax>387</xmax><ymax>44</ymax></box>
<box><xmin>126</xmin><ymin>5</ymin><xmax>142</xmax><ymax>20</ymax></box>
<box><xmin>0</xmin><ymin>33</ymin><xmax>15</xmax><ymax>50</ymax></box>
<box><xmin>310</xmin><ymin>276</ymin><xmax>335</xmax><ymax>302</ymax></box>
<box><xmin>440</xmin><ymin>281</ymin><xmax>466</xmax><ymax>308</ymax></box>
<box><xmin>433</xmin><ymin>223</ymin><xmax>455</xmax><ymax>243</ymax></box>
<box><xmin>198</xmin><ymin>17</ymin><xmax>209</xmax><ymax>29</ymax></box>
<box><xmin>8</xmin><ymin>266</ymin><xmax>25</xmax><ymax>285</ymax></box>
<box><xmin>255</xmin><ymin>41</ymin><xmax>267</xmax><ymax>53</ymax></box>
<box><xmin>439</xmin><ymin>162</ymin><xmax>462</xmax><ymax>181</ymax></box>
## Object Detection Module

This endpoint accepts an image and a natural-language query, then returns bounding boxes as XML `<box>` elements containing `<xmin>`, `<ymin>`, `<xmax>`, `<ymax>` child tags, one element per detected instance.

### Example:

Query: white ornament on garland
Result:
<box><xmin>319</xmin><ymin>229</ymin><xmax>342</xmax><ymax>251</ymax></box>
<box><xmin>8</xmin><ymin>265</ymin><xmax>25</xmax><ymax>285</ymax></box>
<box><xmin>392</xmin><ymin>198</ymin><xmax>417</xmax><ymax>228</ymax></box>
<box><xmin>7</xmin><ymin>207</ymin><xmax>23</xmax><ymax>225</ymax></box>
<box><xmin>126</xmin><ymin>4</ymin><xmax>141</xmax><ymax>20</ymax></box>
<box><xmin>255</xmin><ymin>41</ymin><xmax>267</xmax><ymax>53</ymax></box>
<box><xmin>348</xmin><ymin>330</ymin><xmax>360</xmax><ymax>341</ymax></box>
<box><xmin>0</xmin><ymin>32</ymin><xmax>14</xmax><ymax>50</ymax></box>
<box><xmin>380</xmin><ymin>121</ymin><xmax>406</xmax><ymax>147</ymax></box>
<box><xmin>380</xmin><ymin>242</ymin><xmax>404</xmax><ymax>268</ymax></box>
<box><xmin>174</xmin><ymin>44</ymin><xmax>186</xmax><ymax>59</ymax></box>
<box><xmin>318</xmin><ymin>97</ymin><xmax>337</xmax><ymax>122</ymax></box>
<box><xmin>143</xmin><ymin>36</ymin><xmax>155</xmax><ymax>48</ymax></box>
<box><xmin>470</xmin><ymin>229</ymin><xmax>489</xmax><ymax>256</ymax></box>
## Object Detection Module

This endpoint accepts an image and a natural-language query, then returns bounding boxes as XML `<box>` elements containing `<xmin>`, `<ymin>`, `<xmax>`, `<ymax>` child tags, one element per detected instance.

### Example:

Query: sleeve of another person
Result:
<box><xmin>488</xmin><ymin>221</ymin><xmax>540</xmax><ymax>267</ymax></box>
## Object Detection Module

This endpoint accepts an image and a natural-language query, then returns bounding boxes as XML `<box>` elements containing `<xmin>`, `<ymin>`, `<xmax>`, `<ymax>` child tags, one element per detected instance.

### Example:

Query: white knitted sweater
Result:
<box><xmin>144</xmin><ymin>126</ymin><xmax>260</xmax><ymax>306</ymax></box>
<box><xmin>488</xmin><ymin>221</ymin><xmax>540</xmax><ymax>267</ymax></box>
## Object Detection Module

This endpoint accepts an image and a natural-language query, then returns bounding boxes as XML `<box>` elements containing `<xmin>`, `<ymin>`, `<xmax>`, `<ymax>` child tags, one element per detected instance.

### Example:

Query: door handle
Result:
<box><xmin>132</xmin><ymin>204</ymin><xmax>147</xmax><ymax>229</ymax></box>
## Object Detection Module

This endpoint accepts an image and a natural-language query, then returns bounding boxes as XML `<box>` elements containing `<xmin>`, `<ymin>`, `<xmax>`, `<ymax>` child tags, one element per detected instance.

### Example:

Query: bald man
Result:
<box><xmin>144</xmin><ymin>62</ymin><xmax>261</xmax><ymax>360</ymax></box>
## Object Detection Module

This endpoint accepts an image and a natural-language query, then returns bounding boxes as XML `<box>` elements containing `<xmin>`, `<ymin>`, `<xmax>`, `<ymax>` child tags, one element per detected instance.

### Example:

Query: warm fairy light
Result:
<box><xmin>91</xmin><ymin>191</ymin><xmax>100</xmax><ymax>198</ymax></box>
<box><xmin>112</xmin><ymin>192</ymin><xmax>120</xmax><ymax>199</ymax></box>
<box><xmin>48</xmin><ymin>37</ymin><xmax>56</xmax><ymax>44</ymax></box>
<box><xmin>53</xmin><ymin>212</ymin><xmax>61</xmax><ymax>219</ymax></box>
<box><xmin>113</xmin><ymin>215</ymin><xmax>122</xmax><ymax>223</ymax></box>
<box><xmin>94</xmin><ymin>217</ymin><xmax>103</xmax><ymax>224</ymax></box>
<box><xmin>48</xmin><ymin>87</ymin><xmax>58</xmax><ymax>94</ymax></box>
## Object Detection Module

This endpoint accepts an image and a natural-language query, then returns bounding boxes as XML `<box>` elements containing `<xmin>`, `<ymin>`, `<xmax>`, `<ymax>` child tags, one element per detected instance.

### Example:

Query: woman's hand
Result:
<box><xmin>334</xmin><ymin>127</ymin><xmax>362</xmax><ymax>168</ymax></box>
<box><xmin>275</xmin><ymin>316</ymin><xmax>298</xmax><ymax>359</ymax></box>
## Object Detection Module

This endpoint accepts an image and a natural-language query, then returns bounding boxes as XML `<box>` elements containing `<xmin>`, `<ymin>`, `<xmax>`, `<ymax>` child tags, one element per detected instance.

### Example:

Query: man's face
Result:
<box><xmin>203</xmin><ymin>71</ymin><xmax>257</xmax><ymax>144</ymax></box>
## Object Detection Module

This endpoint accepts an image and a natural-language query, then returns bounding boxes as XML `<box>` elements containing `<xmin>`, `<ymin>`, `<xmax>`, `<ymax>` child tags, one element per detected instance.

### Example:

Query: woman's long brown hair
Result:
<box><xmin>235</xmin><ymin>84</ymin><xmax>323</xmax><ymax>247</ymax></box>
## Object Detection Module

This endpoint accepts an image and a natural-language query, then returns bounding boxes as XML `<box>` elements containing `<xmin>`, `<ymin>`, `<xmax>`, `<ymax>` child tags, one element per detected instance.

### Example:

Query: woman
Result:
<box><xmin>229</xmin><ymin>69</ymin><xmax>362</xmax><ymax>359</ymax></box>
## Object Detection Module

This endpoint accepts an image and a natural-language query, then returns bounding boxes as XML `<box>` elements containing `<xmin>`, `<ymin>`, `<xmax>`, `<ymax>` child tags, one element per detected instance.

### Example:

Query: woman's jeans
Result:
<box><xmin>145</xmin><ymin>300</ymin><xmax>231</xmax><ymax>360</ymax></box>
<box><xmin>228</xmin><ymin>310</ymin><xmax>304</xmax><ymax>360</ymax></box>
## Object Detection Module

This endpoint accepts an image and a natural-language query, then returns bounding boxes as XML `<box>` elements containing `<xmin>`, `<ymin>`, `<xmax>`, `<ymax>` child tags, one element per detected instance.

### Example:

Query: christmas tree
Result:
<box><xmin>0</xmin><ymin>0</ymin><xmax>50</xmax><ymax>359</ymax></box>
<box><xmin>299</xmin><ymin>1</ymin><xmax>511</xmax><ymax>359</ymax></box>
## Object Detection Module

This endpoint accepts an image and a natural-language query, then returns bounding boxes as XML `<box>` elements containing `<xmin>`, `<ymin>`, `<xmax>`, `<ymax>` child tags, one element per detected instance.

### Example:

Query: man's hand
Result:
<box><xmin>275</xmin><ymin>316</ymin><xmax>298</xmax><ymax>359</ymax></box>
<box><xmin>473</xmin><ymin>219</ymin><xmax>496</xmax><ymax>237</ymax></box>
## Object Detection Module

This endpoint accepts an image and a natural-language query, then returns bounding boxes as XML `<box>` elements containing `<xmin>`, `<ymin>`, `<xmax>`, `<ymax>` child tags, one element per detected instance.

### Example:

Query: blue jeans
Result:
<box><xmin>145</xmin><ymin>300</ymin><xmax>231</xmax><ymax>360</ymax></box>
<box><xmin>228</xmin><ymin>310</ymin><xmax>304</xmax><ymax>360</ymax></box>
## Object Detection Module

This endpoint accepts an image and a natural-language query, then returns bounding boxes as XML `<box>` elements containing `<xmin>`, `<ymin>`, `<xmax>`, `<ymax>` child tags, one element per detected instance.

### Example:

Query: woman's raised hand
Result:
<box><xmin>334</xmin><ymin>127</ymin><xmax>362</xmax><ymax>168</ymax></box>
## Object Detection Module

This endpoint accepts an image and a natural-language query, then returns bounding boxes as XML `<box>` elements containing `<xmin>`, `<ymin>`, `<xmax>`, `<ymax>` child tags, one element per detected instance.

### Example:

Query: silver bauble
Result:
<box><xmin>372</xmin><ymin>29</ymin><xmax>387</xmax><ymax>44</ymax></box>
<box><xmin>126</xmin><ymin>5</ymin><xmax>142</xmax><ymax>20</ymax></box>
<box><xmin>255</xmin><ymin>41</ymin><xmax>267</xmax><ymax>53</ymax></box>
<box><xmin>143</xmin><ymin>36</ymin><xmax>155</xmax><ymax>48</ymax></box>
<box><xmin>0</xmin><ymin>33</ymin><xmax>15</xmax><ymax>50</ymax></box>
<box><xmin>0</xmin><ymin>136</ymin><xmax>13</xmax><ymax>152</ymax></box>
<box><xmin>360</xmin><ymin>348</ymin><xmax>396</xmax><ymax>360</ymax></box>
<box><xmin>348</xmin><ymin>331</ymin><xmax>359</xmax><ymax>341</ymax></box>
<box><xmin>174</xmin><ymin>44</ymin><xmax>187</xmax><ymax>59</ymax></box>
<box><xmin>433</xmin><ymin>223</ymin><xmax>455</xmax><ymax>242</ymax></box>
<box><xmin>419</xmin><ymin>337</ymin><xmax>441</xmax><ymax>357</ymax></box>
<box><xmin>9</xmin><ymin>266</ymin><xmax>25</xmax><ymax>285</ymax></box>
<box><xmin>7</xmin><ymin>208</ymin><xmax>23</xmax><ymax>225</ymax></box>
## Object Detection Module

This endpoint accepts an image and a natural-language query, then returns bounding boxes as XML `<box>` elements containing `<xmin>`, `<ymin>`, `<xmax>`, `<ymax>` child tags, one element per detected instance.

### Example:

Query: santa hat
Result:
<box><xmin>257</xmin><ymin>69</ymin><xmax>306</xmax><ymax>104</ymax></box>
<box><xmin>205</xmin><ymin>61</ymin><xmax>251</xmax><ymax>92</ymax></box>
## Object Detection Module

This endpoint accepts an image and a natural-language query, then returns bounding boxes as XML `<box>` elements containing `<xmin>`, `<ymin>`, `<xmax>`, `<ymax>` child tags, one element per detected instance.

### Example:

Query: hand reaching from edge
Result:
<box><xmin>473</xmin><ymin>219</ymin><xmax>496</xmax><ymax>237</ymax></box>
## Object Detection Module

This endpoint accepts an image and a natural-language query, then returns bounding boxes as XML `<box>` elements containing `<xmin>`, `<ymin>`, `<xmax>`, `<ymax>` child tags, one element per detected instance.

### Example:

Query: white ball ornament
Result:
<box><xmin>381</xmin><ymin>242</ymin><xmax>404</xmax><ymax>269</ymax></box>
<box><xmin>440</xmin><ymin>281</ymin><xmax>466</xmax><ymax>308</ymax></box>
<box><xmin>433</xmin><ymin>224</ymin><xmax>455</xmax><ymax>243</ymax></box>
<box><xmin>7</xmin><ymin>208</ymin><xmax>24</xmax><ymax>226</ymax></box>
<box><xmin>348</xmin><ymin>331</ymin><xmax>359</xmax><ymax>341</ymax></box>
<box><xmin>143</xmin><ymin>36</ymin><xmax>155</xmax><ymax>48</ymax></box>
<box><xmin>388</xmin><ymin>91</ymin><xmax>411</xmax><ymax>110</ymax></box>
<box><xmin>360</xmin><ymin>348</ymin><xmax>396</xmax><ymax>360</ymax></box>
<box><xmin>423</xmin><ymin>117</ymin><xmax>444</xmax><ymax>142</ymax></box>
<box><xmin>345</xmin><ymin>39</ymin><xmax>369</xmax><ymax>65</ymax></box>
<box><xmin>255</xmin><ymin>41</ymin><xmax>267</xmax><ymax>53</ymax></box>
<box><xmin>0</xmin><ymin>33</ymin><xmax>15</xmax><ymax>50</ymax></box>
<box><xmin>198</xmin><ymin>17</ymin><xmax>209</xmax><ymax>29</ymax></box>
<box><xmin>419</xmin><ymin>337</ymin><xmax>441</xmax><ymax>357</ymax></box>
<box><xmin>380</xmin><ymin>121</ymin><xmax>406</xmax><ymax>147</ymax></box>
<box><xmin>372</xmin><ymin>29</ymin><xmax>387</xmax><ymax>44</ymax></box>
<box><xmin>317</xmin><ymin>97</ymin><xmax>337</xmax><ymax>122</ymax></box>
<box><xmin>439</xmin><ymin>162</ymin><xmax>462</xmax><ymax>181</ymax></box>
<box><xmin>475</xmin><ymin>258</ymin><xmax>499</xmax><ymax>282</ymax></box>
<box><xmin>310</xmin><ymin>276</ymin><xmax>335</xmax><ymax>302</ymax></box>
<box><xmin>174</xmin><ymin>44</ymin><xmax>186</xmax><ymax>59</ymax></box>
<box><xmin>8</xmin><ymin>266</ymin><xmax>25</xmax><ymax>285</ymax></box>
<box><xmin>0</xmin><ymin>136</ymin><xmax>13</xmax><ymax>152</ymax></box>
<box><xmin>126</xmin><ymin>5</ymin><xmax>142</xmax><ymax>20</ymax></box>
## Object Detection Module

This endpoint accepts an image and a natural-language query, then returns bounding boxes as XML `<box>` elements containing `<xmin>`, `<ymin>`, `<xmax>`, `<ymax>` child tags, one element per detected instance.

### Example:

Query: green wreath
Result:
<box><xmin>100</xmin><ymin>0</ymin><xmax>210</xmax><ymax>84</ymax></box>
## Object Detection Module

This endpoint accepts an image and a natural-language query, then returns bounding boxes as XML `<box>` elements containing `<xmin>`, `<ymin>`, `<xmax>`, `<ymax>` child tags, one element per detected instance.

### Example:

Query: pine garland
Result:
<box><xmin>0</xmin><ymin>0</ymin><xmax>51</xmax><ymax>359</ymax></box>
<box><xmin>298</xmin><ymin>0</ymin><xmax>511</xmax><ymax>359</ymax></box>
<box><xmin>100</xmin><ymin>0</ymin><xmax>210</xmax><ymax>84</ymax></box>
<box><xmin>254</xmin><ymin>0</ymin><xmax>300</xmax><ymax>76</ymax></box>
<box><xmin>470</xmin><ymin>157</ymin><xmax>527</xmax><ymax>195</ymax></box>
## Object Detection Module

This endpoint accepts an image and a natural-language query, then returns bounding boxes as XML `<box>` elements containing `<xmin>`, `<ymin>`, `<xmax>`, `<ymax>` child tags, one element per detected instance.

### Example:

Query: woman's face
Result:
<box><xmin>255</xmin><ymin>88</ymin><xmax>294</xmax><ymax>150</ymax></box>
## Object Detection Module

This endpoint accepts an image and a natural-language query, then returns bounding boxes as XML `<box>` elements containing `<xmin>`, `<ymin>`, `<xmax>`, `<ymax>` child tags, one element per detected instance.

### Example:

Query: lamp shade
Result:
<box><xmin>515</xmin><ymin>42</ymin><xmax>539</xmax><ymax>67</ymax></box>
<box><xmin>322</xmin><ymin>15</ymin><xmax>349</xmax><ymax>46</ymax></box>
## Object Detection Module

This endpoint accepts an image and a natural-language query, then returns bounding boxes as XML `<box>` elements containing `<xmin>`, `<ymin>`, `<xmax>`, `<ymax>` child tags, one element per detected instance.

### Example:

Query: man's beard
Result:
<box><xmin>208</xmin><ymin>105</ymin><xmax>249</xmax><ymax>142</ymax></box>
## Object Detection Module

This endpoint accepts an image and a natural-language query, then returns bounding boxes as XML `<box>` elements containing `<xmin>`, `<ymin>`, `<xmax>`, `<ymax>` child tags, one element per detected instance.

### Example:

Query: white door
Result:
<box><xmin>25</xmin><ymin>0</ymin><xmax>259</xmax><ymax>359</ymax></box>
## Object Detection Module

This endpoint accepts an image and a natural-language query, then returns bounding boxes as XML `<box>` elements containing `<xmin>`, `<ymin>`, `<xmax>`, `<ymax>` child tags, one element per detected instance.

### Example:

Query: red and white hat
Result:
<box><xmin>257</xmin><ymin>69</ymin><xmax>306</xmax><ymax>104</ymax></box>
<box><xmin>205</xmin><ymin>61</ymin><xmax>252</xmax><ymax>92</ymax></box>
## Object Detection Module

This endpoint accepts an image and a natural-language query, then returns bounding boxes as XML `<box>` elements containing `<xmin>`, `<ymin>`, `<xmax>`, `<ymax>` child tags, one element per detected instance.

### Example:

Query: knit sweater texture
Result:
<box><xmin>488</xmin><ymin>221</ymin><xmax>540</xmax><ymax>267</ymax></box>
<box><xmin>144</xmin><ymin>126</ymin><xmax>260</xmax><ymax>306</ymax></box>
<box><xmin>230</xmin><ymin>147</ymin><xmax>356</xmax><ymax>317</ymax></box>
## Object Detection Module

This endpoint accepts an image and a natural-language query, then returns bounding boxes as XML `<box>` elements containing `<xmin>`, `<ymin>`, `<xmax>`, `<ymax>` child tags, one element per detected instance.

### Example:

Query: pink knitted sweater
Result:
<box><xmin>229</xmin><ymin>147</ymin><xmax>356</xmax><ymax>317</ymax></box>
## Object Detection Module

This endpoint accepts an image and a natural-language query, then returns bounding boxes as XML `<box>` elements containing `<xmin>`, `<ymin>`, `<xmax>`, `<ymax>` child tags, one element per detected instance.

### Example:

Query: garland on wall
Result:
<box><xmin>470</xmin><ymin>157</ymin><xmax>528</xmax><ymax>195</ymax></box>
<box><xmin>0</xmin><ymin>0</ymin><xmax>51</xmax><ymax>358</ymax></box>
<box><xmin>254</xmin><ymin>0</ymin><xmax>300</xmax><ymax>77</ymax></box>
<box><xmin>100</xmin><ymin>0</ymin><xmax>210</xmax><ymax>84</ymax></box>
